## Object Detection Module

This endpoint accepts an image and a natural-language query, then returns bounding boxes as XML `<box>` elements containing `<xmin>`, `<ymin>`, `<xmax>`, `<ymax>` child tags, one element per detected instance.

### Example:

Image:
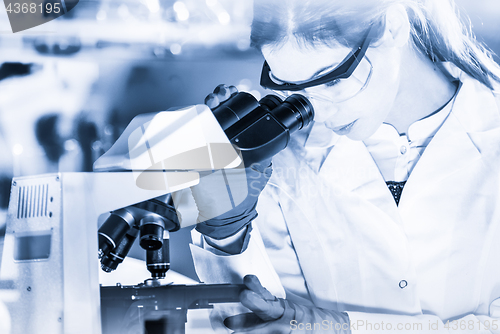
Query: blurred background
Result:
<box><xmin>0</xmin><ymin>0</ymin><xmax>499</xmax><ymax>280</ymax></box>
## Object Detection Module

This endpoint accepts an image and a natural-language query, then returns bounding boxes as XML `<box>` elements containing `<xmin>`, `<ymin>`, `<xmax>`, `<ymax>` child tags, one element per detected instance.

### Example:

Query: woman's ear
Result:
<box><xmin>378</xmin><ymin>3</ymin><xmax>411</xmax><ymax>48</ymax></box>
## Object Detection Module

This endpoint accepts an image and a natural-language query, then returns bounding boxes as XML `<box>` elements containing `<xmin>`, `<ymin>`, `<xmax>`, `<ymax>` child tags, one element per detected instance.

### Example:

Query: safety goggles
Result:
<box><xmin>260</xmin><ymin>24</ymin><xmax>378</xmax><ymax>103</ymax></box>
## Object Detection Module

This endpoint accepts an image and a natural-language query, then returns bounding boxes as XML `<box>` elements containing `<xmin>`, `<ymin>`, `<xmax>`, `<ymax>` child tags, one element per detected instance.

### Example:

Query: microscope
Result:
<box><xmin>0</xmin><ymin>92</ymin><xmax>313</xmax><ymax>334</ymax></box>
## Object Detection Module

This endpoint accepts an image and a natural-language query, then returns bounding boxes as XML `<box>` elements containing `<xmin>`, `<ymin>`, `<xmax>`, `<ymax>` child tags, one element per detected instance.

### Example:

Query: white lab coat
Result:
<box><xmin>190</xmin><ymin>71</ymin><xmax>500</xmax><ymax>333</ymax></box>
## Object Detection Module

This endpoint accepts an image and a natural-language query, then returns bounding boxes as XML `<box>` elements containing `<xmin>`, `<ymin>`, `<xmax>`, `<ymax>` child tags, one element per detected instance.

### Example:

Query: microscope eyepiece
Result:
<box><xmin>281</xmin><ymin>94</ymin><xmax>315</xmax><ymax>130</ymax></box>
<box><xmin>257</xmin><ymin>94</ymin><xmax>282</xmax><ymax>111</ymax></box>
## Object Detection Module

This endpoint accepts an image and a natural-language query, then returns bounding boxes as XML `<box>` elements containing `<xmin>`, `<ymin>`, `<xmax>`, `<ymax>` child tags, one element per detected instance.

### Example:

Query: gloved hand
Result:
<box><xmin>191</xmin><ymin>85</ymin><xmax>272</xmax><ymax>241</ymax></box>
<box><xmin>224</xmin><ymin>275</ymin><xmax>352</xmax><ymax>334</ymax></box>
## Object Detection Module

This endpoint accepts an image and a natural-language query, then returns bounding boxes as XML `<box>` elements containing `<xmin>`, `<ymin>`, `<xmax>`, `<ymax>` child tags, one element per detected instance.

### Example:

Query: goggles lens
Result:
<box><xmin>271</xmin><ymin>56</ymin><xmax>373</xmax><ymax>103</ymax></box>
<box><xmin>261</xmin><ymin>24</ymin><xmax>378</xmax><ymax>104</ymax></box>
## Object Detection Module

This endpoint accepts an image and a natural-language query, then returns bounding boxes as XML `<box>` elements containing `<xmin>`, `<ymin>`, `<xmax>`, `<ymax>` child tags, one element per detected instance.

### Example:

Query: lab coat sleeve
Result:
<box><xmin>190</xmin><ymin>223</ymin><xmax>286</xmax><ymax>298</ymax></box>
<box><xmin>190</xmin><ymin>185</ymin><xmax>312</xmax><ymax>304</ymax></box>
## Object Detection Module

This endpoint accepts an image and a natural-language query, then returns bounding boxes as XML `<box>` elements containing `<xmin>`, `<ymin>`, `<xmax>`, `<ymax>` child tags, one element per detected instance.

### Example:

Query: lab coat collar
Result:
<box><xmin>400</xmin><ymin>76</ymin><xmax>500</xmax><ymax>207</ymax></box>
<box><xmin>320</xmin><ymin>133</ymin><xmax>403</xmax><ymax>222</ymax></box>
<box><xmin>312</xmin><ymin>73</ymin><xmax>500</xmax><ymax>217</ymax></box>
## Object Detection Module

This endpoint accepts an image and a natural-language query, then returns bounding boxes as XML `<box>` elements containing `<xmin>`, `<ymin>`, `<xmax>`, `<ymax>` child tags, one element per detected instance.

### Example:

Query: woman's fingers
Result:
<box><xmin>240</xmin><ymin>290</ymin><xmax>284</xmax><ymax>321</ymax></box>
<box><xmin>239</xmin><ymin>275</ymin><xmax>285</xmax><ymax>321</ymax></box>
<box><xmin>204</xmin><ymin>93</ymin><xmax>220</xmax><ymax>109</ymax></box>
<box><xmin>205</xmin><ymin>84</ymin><xmax>239</xmax><ymax>109</ymax></box>
<box><xmin>228</xmin><ymin>85</ymin><xmax>238</xmax><ymax>95</ymax></box>
<box><xmin>224</xmin><ymin>275</ymin><xmax>288</xmax><ymax>333</ymax></box>
<box><xmin>243</xmin><ymin>275</ymin><xmax>275</xmax><ymax>300</ymax></box>
<box><xmin>214</xmin><ymin>84</ymin><xmax>233</xmax><ymax>102</ymax></box>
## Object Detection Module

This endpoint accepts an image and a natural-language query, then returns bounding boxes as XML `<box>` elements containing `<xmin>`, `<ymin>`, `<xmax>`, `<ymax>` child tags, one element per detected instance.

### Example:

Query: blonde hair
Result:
<box><xmin>251</xmin><ymin>0</ymin><xmax>500</xmax><ymax>89</ymax></box>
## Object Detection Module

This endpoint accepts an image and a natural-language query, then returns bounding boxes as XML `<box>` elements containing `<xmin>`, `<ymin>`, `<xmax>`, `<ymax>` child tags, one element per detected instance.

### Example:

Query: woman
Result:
<box><xmin>190</xmin><ymin>0</ymin><xmax>500</xmax><ymax>333</ymax></box>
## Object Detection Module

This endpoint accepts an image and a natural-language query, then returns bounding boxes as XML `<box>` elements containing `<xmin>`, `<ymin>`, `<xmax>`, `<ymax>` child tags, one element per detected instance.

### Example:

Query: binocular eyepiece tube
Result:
<box><xmin>211</xmin><ymin>92</ymin><xmax>314</xmax><ymax>166</ymax></box>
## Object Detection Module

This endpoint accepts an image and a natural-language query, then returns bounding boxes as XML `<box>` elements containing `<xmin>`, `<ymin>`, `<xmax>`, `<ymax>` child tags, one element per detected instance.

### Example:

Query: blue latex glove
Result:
<box><xmin>224</xmin><ymin>275</ymin><xmax>352</xmax><ymax>334</ymax></box>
